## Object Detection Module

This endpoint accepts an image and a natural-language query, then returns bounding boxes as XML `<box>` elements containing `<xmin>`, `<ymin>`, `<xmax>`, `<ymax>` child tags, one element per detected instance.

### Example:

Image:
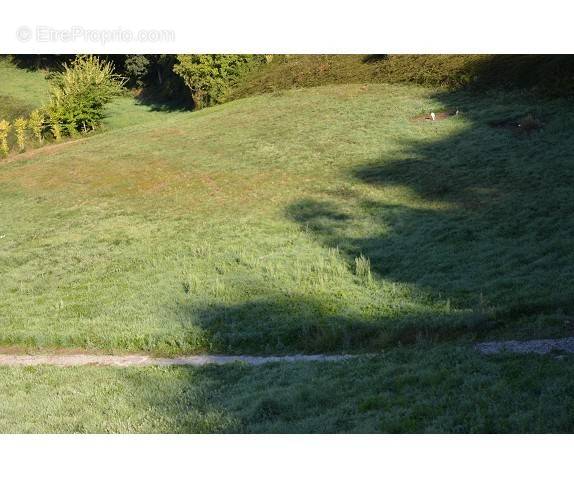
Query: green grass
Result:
<box><xmin>1</xmin><ymin>82</ymin><xmax>573</xmax><ymax>354</ymax></box>
<box><xmin>0</xmin><ymin>57</ymin><xmax>50</xmax><ymax>120</ymax></box>
<box><xmin>2</xmin><ymin>346</ymin><xmax>574</xmax><ymax>433</ymax></box>
<box><xmin>2</xmin><ymin>58</ymin><xmax>574</xmax><ymax>433</ymax></box>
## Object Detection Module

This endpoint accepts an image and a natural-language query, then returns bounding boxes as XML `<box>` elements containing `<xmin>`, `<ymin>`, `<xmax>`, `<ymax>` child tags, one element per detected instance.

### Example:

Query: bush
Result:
<box><xmin>230</xmin><ymin>54</ymin><xmax>574</xmax><ymax>100</ymax></box>
<box><xmin>28</xmin><ymin>110</ymin><xmax>45</xmax><ymax>143</ymax></box>
<box><xmin>14</xmin><ymin>117</ymin><xmax>27</xmax><ymax>151</ymax></box>
<box><xmin>173</xmin><ymin>54</ymin><xmax>265</xmax><ymax>109</ymax></box>
<box><xmin>0</xmin><ymin>120</ymin><xmax>10</xmax><ymax>157</ymax></box>
<box><xmin>49</xmin><ymin>114</ymin><xmax>62</xmax><ymax>141</ymax></box>
<box><xmin>46</xmin><ymin>55</ymin><xmax>126</xmax><ymax>136</ymax></box>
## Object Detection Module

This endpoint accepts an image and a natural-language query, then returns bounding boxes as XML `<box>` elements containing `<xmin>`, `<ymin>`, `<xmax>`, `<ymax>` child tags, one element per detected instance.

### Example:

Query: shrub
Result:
<box><xmin>46</xmin><ymin>55</ymin><xmax>126</xmax><ymax>136</ymax></box>
<box><xmin>230</xmin><ymin>54</ymin><xmax>574</xmax><ymax>100</ymax></box>
<box><xmin>28</xmin><ymin>110</ymin><xmax>45</xmax><ymax>143</ymax></box>
<box><xmin>0</xmin><ymin>120</ymin><xmax>10</xmax><ymax>157</ymax></box>
<box><xmin>14</xmin><ymin>117</ymin><xmax>27</xmax><ymax>151</ymax></box>
<box><xmin>49</xmin><ymin>114</ymin><xmax>62</xmax><ymax>141</ymax></box>
<box><xmin>173</xmin><ymin>54</ymin><xmax>265</xmax><ymax>109</ymax></box>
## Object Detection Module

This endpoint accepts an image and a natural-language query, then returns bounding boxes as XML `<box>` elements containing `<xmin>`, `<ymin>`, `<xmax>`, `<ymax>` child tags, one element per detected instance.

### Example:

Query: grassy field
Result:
<box><xmin>3</xmin><ymin>348</ymin><xmax>574</xmax><ymax>433</ymax></box>
<box><xmin>2</xmin><ymin>83</ymin><xmax>573</xmax><ymax>354</ymax></box>
<box><xmin>1</xmin><ymin>58</ymin><xmax>574</xmax><ymax>432</ymax></box>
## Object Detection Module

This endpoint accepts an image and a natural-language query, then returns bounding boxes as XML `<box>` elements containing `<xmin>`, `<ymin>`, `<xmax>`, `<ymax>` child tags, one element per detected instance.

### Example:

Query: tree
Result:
<box><xmin>124</xmin><ymin>55</ymin><xmax>150</xmax><ymax>88</ymax></box>
<box><xmin>173</xmin><ymin>55</ymin><xmax>264</xmax><ymax>109</ymax></box>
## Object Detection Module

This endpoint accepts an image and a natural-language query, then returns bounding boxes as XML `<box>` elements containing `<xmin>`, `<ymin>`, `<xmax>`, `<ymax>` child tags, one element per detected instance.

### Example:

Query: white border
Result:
<box><xmin>0</xmin><ymin>435</ymin><xmax>572</xmax><ymax>487</ymax></box>
<box><xmin>1</xmin><ymin>2</ymin><xmax>573</xmax><ymax>486</ymax></box>
<box><xmin>1</xmin><ymin>0</ymin><xmax>573</xmax><ymax>53</ymax></box>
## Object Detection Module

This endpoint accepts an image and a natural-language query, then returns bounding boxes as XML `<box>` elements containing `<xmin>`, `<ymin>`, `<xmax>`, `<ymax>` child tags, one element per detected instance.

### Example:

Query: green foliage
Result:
<box><xmin>28</xmin><ymin>109</ymin><xmax>44</xmax><ymax>143</ymax></box>
<box><xmin>173</xmin><ymin>54</ymin><xmax>264</xmax><ymax>109</ymax></box>
<box><xmin>45</xmin><ymin>55</ymin><xmax>126</xmax><ymax>136</ymax></box>
<box><xmin>0</xmin><ymin>119</ymin><xmax>10</xmax><ymax>157</ymax></box>
<box><xmin>124</xmin><ymin>55</ymin><xmax>150</xmax><ymax>88</ymax></box>
<box><xmin>49</xmin><ymin>114</ymin><xmax>62</xmax><ymax>140</ymax></box>
<box><xmin>13</xmin><ymin>117</ymin><xmax>27</xmax><ymax>151</ymax></box>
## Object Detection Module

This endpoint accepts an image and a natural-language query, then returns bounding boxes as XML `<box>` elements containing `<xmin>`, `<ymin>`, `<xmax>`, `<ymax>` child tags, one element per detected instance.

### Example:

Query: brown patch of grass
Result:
<box><xmin>412</xmin><ymin>110</ymin><xmax>460</xmax><ymax>122</ymax></box>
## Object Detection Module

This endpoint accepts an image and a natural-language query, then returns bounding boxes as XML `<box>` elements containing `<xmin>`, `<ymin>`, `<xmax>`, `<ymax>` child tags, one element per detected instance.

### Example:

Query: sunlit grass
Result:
<box><xmin>1</xmin><ymin>81</ymin><xmax>572</xmax><ymax>354</ymax></box>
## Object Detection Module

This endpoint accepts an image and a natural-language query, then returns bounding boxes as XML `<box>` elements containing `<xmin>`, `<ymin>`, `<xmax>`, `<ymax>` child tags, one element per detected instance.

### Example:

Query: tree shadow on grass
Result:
<box><xmin>287</xmin><ymin>88</ymin><xmax>574</xmax><ymax>340</ymax></box>
<box><xmin>173</xmin><ymin>286</ymin><xmax>494</xmax><ymax>355</ymax></box>
<box><xmin>170</xmin><ymin>90</ymin><xmax>574</xmax><ymax>354</ymax></box>
<box><xmin>108</xmin><ymin>345</ymin><xmax>574</xmax><ymax>433</ymax></box>
<box><xmin>125</xmin><ymin>64</ymin><xmax>574</xmax><ymax>434</ymax></box>
<box><xmin>134</xmin><ymin>87</ymin><xmax>193</xmax><ymax>112</ymax></box>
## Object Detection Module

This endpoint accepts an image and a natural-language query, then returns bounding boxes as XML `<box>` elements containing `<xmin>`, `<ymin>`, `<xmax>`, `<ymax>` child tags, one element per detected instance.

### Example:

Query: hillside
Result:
<box><xmin>2</xmin><ymin>59</ymin><xmax>574</xmax><ymax>433</ymax></box>
<box><xmin>0</xmin><ymin>57</ymin><xmax>49</xmax><ymax>120</ymax></box>
<box><xmin>2</xmin><ymin>82</ymin><xmax>573</xmax><ymax>355</ymax></box>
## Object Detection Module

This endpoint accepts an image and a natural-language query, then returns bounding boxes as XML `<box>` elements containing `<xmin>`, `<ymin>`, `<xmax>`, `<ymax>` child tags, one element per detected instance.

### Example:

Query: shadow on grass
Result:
<box><xmin>134</xmin><ymin>86</ymin><xmax>193</xmax><ymax>112</ymax></box>
<box><xmin>178</xmin><ymin>296</ymin><xmax>477</xmax><ymax>354</ymax></box>
<box><xmin>137</xmin><ymin>60</ymin><xmax>574</xmax><ymax>433</ymax></box>
<box><xmin>286</xmin><ymin>88</ymin><xmax>574</xmax><ymax>340</ymax></box>
<box><xmin>103</xmin><ymin>345</ymin><xmax>574</xmax><ymax>433</ymax></box>
<box><xmin>106</xmin><ymin>63</ymin><xmax>574</xmax><ymax>434</ymax></box>
<box><xmin>167</xmin><ymin>87</ymin><xmax>574</xmax><ymax>356</ymax></box>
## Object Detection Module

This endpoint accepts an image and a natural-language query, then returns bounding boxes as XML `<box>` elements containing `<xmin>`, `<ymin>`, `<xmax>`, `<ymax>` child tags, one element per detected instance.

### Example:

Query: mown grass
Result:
<box><xmin>2</xmin><ymin>346</ymin><xmax>574</xmax><ymax>433</ymax></box>
<box><xmin>1</xmin><ymin>81</ymin><xmax>573</xmax><ymax>354</ymax></box>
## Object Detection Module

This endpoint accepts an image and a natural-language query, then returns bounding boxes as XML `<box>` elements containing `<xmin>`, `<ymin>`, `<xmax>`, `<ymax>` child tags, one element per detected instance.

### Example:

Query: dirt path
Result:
<box><xmin>476</xmin><ymin>337</ymin><xmax>574</xmax><ymax>355</ymax></box>
<box><xmin>4</xmin><ymin>336</ymin><xmax>571</xmax><ymax>367</ymax></box>
<box><xmin>0</xmin><ymin>353</ymin><xmax>364</xmax><ymax>367</ymax></box>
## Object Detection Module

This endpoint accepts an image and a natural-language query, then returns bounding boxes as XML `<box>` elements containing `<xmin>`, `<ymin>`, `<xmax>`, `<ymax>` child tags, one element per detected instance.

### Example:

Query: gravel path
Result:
<box><xmin>0</xmin><ymin>353</ymin><xmax>362</xmax><ymax>367</ymax></box>
<box><xmin>476</xmin><ymin>337</ymin><xmax>574</xmax><ymax>355</ymax></box>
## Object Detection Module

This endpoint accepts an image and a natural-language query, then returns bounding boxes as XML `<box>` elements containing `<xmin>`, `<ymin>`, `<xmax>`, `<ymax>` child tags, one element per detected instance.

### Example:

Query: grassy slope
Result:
<box><xmin>0</xmin><ymin>58</ymin><xmax>49</xmax><ymax>120</ymax></box>
<box><xmin>2</xmin><ymin>348</ymin><xmax>574</xmax><ymax>433</ymax></box>
<box><xmin>2</xmin><ymin>61</ymin><xmax>574</xmax><ymax>432</ymax></box>
<box><xmin>229</xmin><ymin>55</ymin><xmax>488</xmax><ymax>101</ymax></box>
<box><xmin>1</xmin><ymin>83</ymin><xmax>573</xmax><ymax>355</ymax></box>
